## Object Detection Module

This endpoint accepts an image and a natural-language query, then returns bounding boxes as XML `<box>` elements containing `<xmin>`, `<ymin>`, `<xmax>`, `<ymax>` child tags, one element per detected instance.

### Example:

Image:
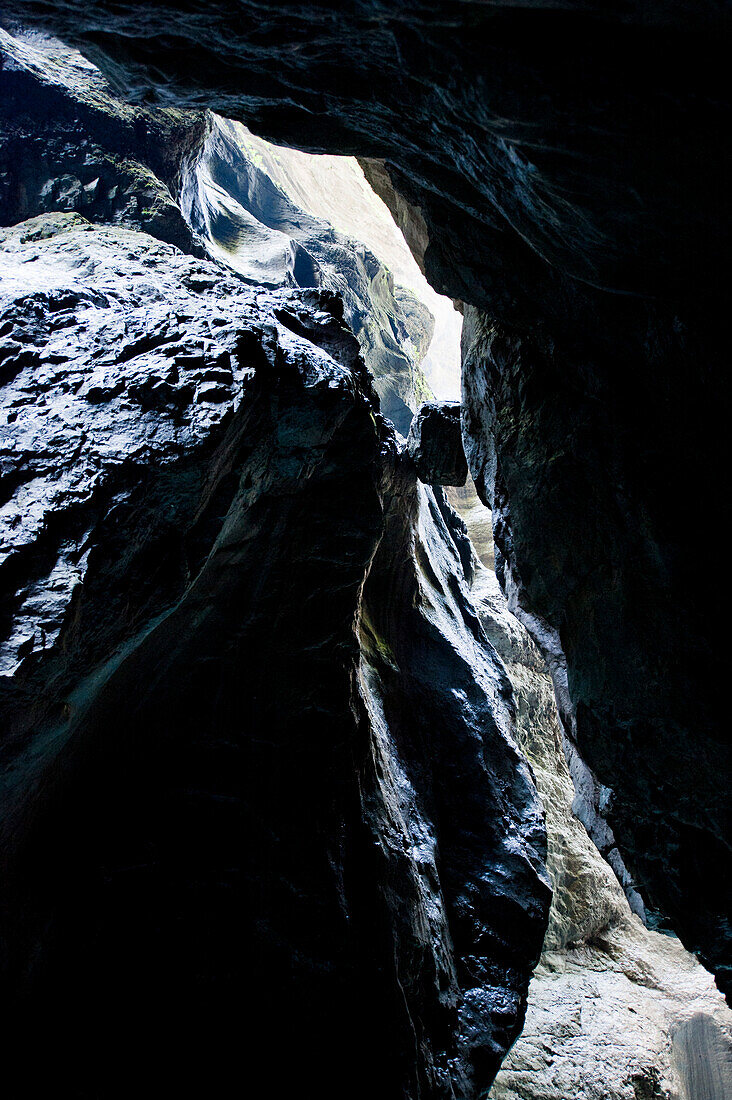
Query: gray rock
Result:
<box><xmin>447</xmin><ymin>475</ymin><xmax>495</xmax><ymax>570</ymax></box>
<box><xmin>455</xmin><ymin>554</ymin><xmax>732</xmax><ymax>1099</ymax></box>
<box><xmin>407</xmin><ymin>400</ymin><xmax>468</xmax><ymax>486</ymax></box>
<box><xmin>0</xmin><ymin>213</ymin><xmax>548</xmax><ymax>1098</ymax></box>
<box><xmin>0</xmin><ymin>27</ymin><xmax>206</xmax><ymax>254</ymax></box>
<box><xmin>16</xmin><ymin>0</ymin><xmax>722</xmax><ymax>997</ymax></box>
<box><xmin>179</xmin><ymin>116</ymin><xmax>434</xmax><ymax>435</ymax></box>
<box><xmin>3</xmin><ymin>4</ymin><xmax>731</xmax><ymax>1087</ymax></box>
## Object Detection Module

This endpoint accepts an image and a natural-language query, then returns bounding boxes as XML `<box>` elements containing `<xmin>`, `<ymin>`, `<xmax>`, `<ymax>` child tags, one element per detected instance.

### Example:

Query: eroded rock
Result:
<box><xmin>407</xmin><ymin>400</ymin><xmax>467</xmax><ymax>486</ymax></box>
<box><xmin>2</xmin><ymin>1</ymin><xmax>727</xmax><ymax>994</ymax></box>
<box><xmin>0</xmin><ymin>214</ymin><xmax>548</xmax><ymax>1098</ymax></box>
<box><xmin>180</xmin><ymin>115</ymin><xmax>434</xmax><ymax>434</ymax></box>
<box><xmin>453</xmin><ymin>559</ymin><xmax>732</xmax><ymax>1100</ymax></box>
<box><xmin>0</xmin><ymin>28</ymin><xmax>206</xmax><ymax>254</ymax></box>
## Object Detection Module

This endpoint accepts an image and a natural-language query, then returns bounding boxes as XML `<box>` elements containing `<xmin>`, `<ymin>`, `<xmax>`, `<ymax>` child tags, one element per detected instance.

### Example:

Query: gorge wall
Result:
<box><xmin>2</xmin><ymin>6</ymin><xmax>732</xmax><ymax>1097</ymax></box>
<box><xmin>470</xmin><ymin>560</ymin><xmax>732</xmax><ymax>1100</ymax></box>
<box><xmin>0</xmin><ymin>31</ymin><xmax>552</xmax><ymax>1097</ymax></box>
<box><xmin>0</xmin><ymin>208</ymin><xmax>550</xmax><ymax>1097</ymax></box>
<box><xmin>2</xmin><ymin>0</ymin><xmax>729</xmax><ymax>1003</ymax></box>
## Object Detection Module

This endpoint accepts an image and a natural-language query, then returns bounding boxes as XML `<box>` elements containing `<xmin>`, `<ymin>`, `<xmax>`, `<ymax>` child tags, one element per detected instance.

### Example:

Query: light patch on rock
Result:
<box><xmin>469</xmin><ymin>565</ymin><xmax>732</xmax><ymax>1099</ymax></box>
<box><xmin>221</xmin><ymin>123</ymin><xmax>463</xmax><ymax>400</ymax></box>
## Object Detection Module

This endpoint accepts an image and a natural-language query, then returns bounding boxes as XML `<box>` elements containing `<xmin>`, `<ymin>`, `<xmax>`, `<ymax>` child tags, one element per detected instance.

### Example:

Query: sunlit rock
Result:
<box><xmin>2</xmin><ymin>6</ymin><xmax>732</xmax><ymax>1092</ymax></box>
<box><xmin>0</xmin><ymin>209</ymin><xmax>549</xmax><ymax>1097</ymax></box>
<box><xmin>0</xmin><ymin>27</ymin><xmax>205</xmax><ymax>252</ymax></box>
<box><xmin>180</xmin><ymin>115</ymin><xmax>438</xmax><ymax>434</ymax></box>
<box><xmin>451</xmin><ymin>532</ymin><xmax>732</xmax><ymax>1098</ymax></box>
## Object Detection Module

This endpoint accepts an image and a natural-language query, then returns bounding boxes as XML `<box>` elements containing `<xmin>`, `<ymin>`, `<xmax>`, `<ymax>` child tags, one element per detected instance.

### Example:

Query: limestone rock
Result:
<box><xmin>407</xmin><ymin>400</ymin><xmax>468</xmax><ymax>486</ymax></box>
<box><xmin>180</xmin><ymin>116</ymin><xmax>434</xmax><ymax>435</ymax></box>
<box><xmin>447</xmin><ymin>475</ymin><xmax>495</xmax><ymax>570</ymax></box>
<box><xmin>0</xmin><ymin>214</ymin><xmax>549</xmax><ymax>1097</ymax></box>
<box><xmin>2</xmin><ymin>6</ymin><xmax>732</xmax><ymax>1090</ymax></box>
<box><xmin>467</xmin><ymin>563</ymin><xmax>732</xmax><ymax>1099</ymax></box>
<box><xmin>2</xmin><ymin>1</ymin><xmax>727</xmax><ymax>988</ymax></box>
<box><xmin>0</xmin><ymin>27</ymin><xmax>205</xmax><ymax>253</ymax></box>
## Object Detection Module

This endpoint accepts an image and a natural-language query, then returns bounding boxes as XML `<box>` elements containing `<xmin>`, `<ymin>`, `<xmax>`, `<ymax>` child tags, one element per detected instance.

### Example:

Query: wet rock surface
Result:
<box><xmin>0</xmin><ymin>211</ymin><xmax>259</xmax><ymax>681</ymax></box>
<box><xmin>467</xmin><ymin>564</ymin><xmax>732</xmax><ymax>1100</ymax></box>
<box><xmin>359</xmin><ymin>470</ymin><xmax>549</xmax><ymax>1094</ymax></box>
<box><xmin>461</xmin><ymin>303</ymin><xmax>732</xmax><ymax>1001</ymax></box>
<box><xmin>2</xmin><ymin>0</ymin><xmax>728</xmax><ymax>995</ymax></box>
<box><xmin>407</xmin><ymin>400</ymin><xmax>467</xmax><ymax>486</ymax></box>
<box><xmin>5</xmin><ymin>1</ymin><xmax>726</xmax><ymax>313</ymax></box>
<box><xmin>446</xmin><ymin>477</ymin><xmax>494</xmax><ymax>571</ymax></box>
<box><xmin>0</xmin><ymin>212</ymin><xmax>548</xmax><ymax>1097</ymax></box>
<box><xmin>3</xmin><ymin>7</ymin><xmax>732</xmax><ymax>1094</ymax></box>
<box><xmin>0</xmin><ymin>28</ymin><xmax>205</xmax><ymax>253</ymax></box>
<box><xmin>180</xmin><ymin>115</ymin><xmax>433</xmax><ymax>435</ymax></box>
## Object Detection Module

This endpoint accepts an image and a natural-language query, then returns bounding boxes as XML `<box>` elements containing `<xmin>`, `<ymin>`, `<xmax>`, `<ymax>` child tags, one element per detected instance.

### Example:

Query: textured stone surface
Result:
<box><xmin>359</xmin><ymin>471</ymin><xmax>550</xmax><ymax>1095</ymax></box>
<box><xmin>4</xmin><ymin>2</ymin><xmax>726</xmax><ymax>317</ymax></box>
<box><xmin>447</xmin><ymin>477</ymin><xmax>494</xmax><ymax>570</ymax></box>
<box><xmin>0</xmin><ymin>212</ymin><xmax>248</xmax><ymax>678</ymax></box>
<box><xmin>460</xmin><ymin>303</ymin><xmax>732</xmax><ymax>1000</ymax></box>
<box><xmin>407</xmin><ymin>400</ymin><xmax>467</xmax><ymax>486</ymax></box>
<box><xmin>485</xmin><ymin>556</ymin><xmax>732</xmax><ymax>1098</ymax></box>
<box><xmin>184</xmin><ymin>123</ymin><xmax>462</xmax><ymax>399</ymax></box>
<box><xmin>491</xmin><ymin>938</ymin><xmax>732</xmax><ymax>1100</ymax></box>
<box><xmin>3</xmin><ymin>11</ymin><xmax>732</xmax><ymax>1097</ymax></box>
<box><xmin>0</xmin><ymin>212</ymin><xmax>548</xmax><ymax>1097</ymax></box>
<box><xmin>0</xmin><ymin>51</ymin><xmax>548</xmax><ymax>1096</ymax></box>
<box><xmin>180</xmin><ymin>114</ymin><xmax>433</xmax><ymax>434</ymax></box>
<box><xmin>458</xmin><ymin>564</ymin><xmax>732</xmax><ymax>1100</ymax></box>
<box><xmin>2</xmin><ymin>0</ymin><xmax>728</xmax><ymax>995</ymax></box>
<box><xmin>0</xmin><ymin>27</ymin><xmax>204</xmax><ymax>252</ymax></box>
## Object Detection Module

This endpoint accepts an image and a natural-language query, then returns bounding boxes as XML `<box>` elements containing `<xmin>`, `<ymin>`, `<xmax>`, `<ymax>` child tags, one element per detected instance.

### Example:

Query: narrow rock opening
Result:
<box><xmin>179</xmin><ymin>115</ymin><xmax>732</xmax><ymax>1100</ymax></box>
<box><xmin>1</xmin><ymin>18</ymin><xmax>731</xmax><ymax>1100</ymax></box>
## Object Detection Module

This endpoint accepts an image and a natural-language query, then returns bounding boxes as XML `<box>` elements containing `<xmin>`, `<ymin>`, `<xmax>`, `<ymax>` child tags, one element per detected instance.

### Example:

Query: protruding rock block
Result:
<box><xmin>407</xmin><ymin>400</ymin><xmax>468</xmax><ymax>486</ymax></box>
<box><xmin>0</xmin><ymin>213</ymin><xmax>548</xmax><ymax>1099</ymax></box>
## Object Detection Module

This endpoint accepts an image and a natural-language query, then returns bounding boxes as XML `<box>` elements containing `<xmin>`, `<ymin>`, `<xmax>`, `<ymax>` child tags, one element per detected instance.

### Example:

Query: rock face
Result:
<box><xmin>180</xmin><ymin>114</ymin><xmax>433</xmax><ymax>434</ymax></box>
<box><xmin>191</xmin><ymin>130</ymin><xmax>464</xmax><ymax>401</ymax></box>
<box><xmin>0</xmin><ymin>39</ymin><xmax>554</xmax><ymax>1097</ymax></box>
<box><xmin>0</xmin><ymin>27</ymin><xmax>204</xmax><ymax>253</ymax></box>
<box><xmin>436</xmin><ymin>468</ymin><xmax>732</xmax><ymax>1097</ymax></box>
<box><xmin>0</xmin><ymin>211</ymin><xmax>241</xmax><ymax>678</ymax></box>
<box><xmin>407</xmin><ymin>400</ymin><xmax>467</xmax><ymax>486</ymax></box>
<box><xmin>358</xmin><ymin>473</ymin><xmax>549</xmax><ymax>1096</ymax></box>
<box><xmin>470</xmin><ymin>564</ymin><xmax>732</xmax><ymax>1100</ymax></box>
<box><xmin>447</xmin><ymin>477</ymin><xmax>495</xmax><ymax>571</ymax></box>
<box><xmin>492</xmin><ymin>927</ymin><xmax>732</xmax><ymax>1100</ymax></box>
<box><xmin>3</xmin><ymin>0</ymin><xmax>728</xmax><ymax>997</ymax></box>
<box><xmin>460</xmin><ymin>304</ymin><xmax>732</xmax><ymax>1000</ymax></box>
<box><xmin>3</xmin><ymin>9</ymin><xmax>732</xmax><ymax>1096</ymax></box>
<box><xmin>0</xmin><ymin>207</ymin><xmax>549</xmax><ymax>1095</ymax></box>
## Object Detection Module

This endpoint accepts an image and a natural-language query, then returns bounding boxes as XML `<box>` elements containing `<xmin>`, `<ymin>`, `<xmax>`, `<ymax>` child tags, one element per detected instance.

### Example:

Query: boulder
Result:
<box><xmin>407</xmin><ymin>400</ymin><xmax>468</xmax><ymax>486</ymax></box>
<box><xmin>0</xmin><ymin>213</ymin><xmax>548</xmax><ymax>1098</ymax></box>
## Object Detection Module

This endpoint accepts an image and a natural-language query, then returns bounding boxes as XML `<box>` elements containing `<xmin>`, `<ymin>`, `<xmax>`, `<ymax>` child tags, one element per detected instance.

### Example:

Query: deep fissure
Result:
<box><xmin>1</xmin><ymin>11</ymin><xmax>731</xmax><ymax>1099</ymax></box>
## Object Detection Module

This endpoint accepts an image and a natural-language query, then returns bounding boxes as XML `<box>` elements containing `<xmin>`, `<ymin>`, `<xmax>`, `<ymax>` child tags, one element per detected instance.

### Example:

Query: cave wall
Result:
<box><xmin>470</xmin><ymin>562</ymin><xmax>732</xmax><ymax>1100</ymax></box>
<box><xmin>0</xmin><ymin>33</ymin><xmax>554</xmax><ymax>1095</ymax></box>
<box><xmin>3</xmin><ymin>0</ymin><xmax>726</xmax><ymax>996</ymax></box>
<box><xmin>0</xmin><ymin>26</ymin><xmax>205</xmax><ymax>251</ymax></box>
<box><xmin>461</xmin><ymin>300</ymin><xmax>731</xmax><ymax>993</ymax></box>
<box><xmin>179</xmin><ymin>113</ymin><xmax>434</xmax><ymax>433</ymax></box>
<box><xmin>0</xmin><ymin>210</ymin><xmax>549</xmax><ymax>1097</ymax></box>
